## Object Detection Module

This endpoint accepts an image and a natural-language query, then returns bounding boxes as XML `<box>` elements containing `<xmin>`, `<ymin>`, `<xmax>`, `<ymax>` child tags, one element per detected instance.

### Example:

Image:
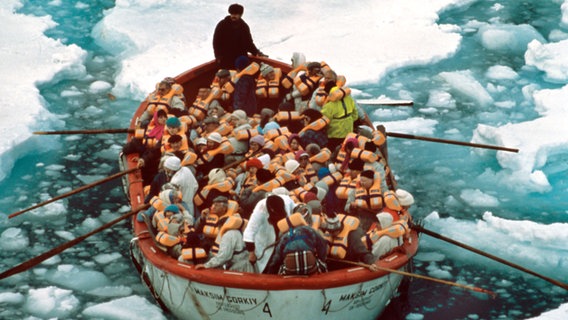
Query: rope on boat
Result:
<box><xmin>162</xmin><ymin>270</ymin><xmax>178</xmax><ymax>309</ymax></box>
<box><xmin>319</xmin><ymin>283</ymin><xmax>358</xmax><ymax>313</ymax></box>
<box><xmin>237</xmin><ymin>288</ymin><xmax>270</xmax><ymax>312</ymax></box>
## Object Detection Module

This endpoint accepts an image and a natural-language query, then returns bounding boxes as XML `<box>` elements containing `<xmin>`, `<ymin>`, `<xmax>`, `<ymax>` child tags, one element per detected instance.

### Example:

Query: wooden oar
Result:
<box><xmin>8</xmin><ymin>168</ymin><xmax>139</xmax><ymax>219</ymax></box>
<box><xmin>386</xmin><ymin>131</ymin><xmax>519</xmax><ymax>153</ymax></box>
<box><xmin>0</xmin><ymin>204</ymin><xmax>150</xmax><ymax>280</ymax></box>
<box><xmin>412</xmin><ymin>224</ymin><xmax>568</xmax><ymax>291</ymax></box>
<box><xmin>34</xmin><ymin>128</ymin><xmax>134</xmax><ymax>135</ymax></box>
<box><xmin>328</xmin><ymin>258</ymin><xmax>496</xmax><ymax>298</ymax></box>
<box><xmin>358</xmin><ymin>99</ymin><xmax>414</xmax><ymax>107</ymax></box>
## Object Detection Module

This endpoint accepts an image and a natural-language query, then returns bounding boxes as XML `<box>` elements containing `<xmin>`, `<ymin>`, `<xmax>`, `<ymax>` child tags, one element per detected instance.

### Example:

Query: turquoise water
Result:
<box><xmin>1</xmin><ymin>0</ymin><xmax>567</xmax><ymax>319</ymax></box>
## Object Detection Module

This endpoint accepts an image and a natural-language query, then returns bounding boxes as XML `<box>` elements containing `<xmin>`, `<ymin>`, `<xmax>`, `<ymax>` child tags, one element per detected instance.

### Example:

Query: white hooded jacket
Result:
<box><xmin>242</xmin><ymin>194</ymin><xmax>294</xmax><ymax>273</ymax></box>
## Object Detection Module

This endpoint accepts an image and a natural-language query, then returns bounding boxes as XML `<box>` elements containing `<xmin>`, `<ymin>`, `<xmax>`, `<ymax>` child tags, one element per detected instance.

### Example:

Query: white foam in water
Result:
<box><xmin>81</xmin><ymin>295</ymin><xmax>167</xmax><ymax>320</ymax></box>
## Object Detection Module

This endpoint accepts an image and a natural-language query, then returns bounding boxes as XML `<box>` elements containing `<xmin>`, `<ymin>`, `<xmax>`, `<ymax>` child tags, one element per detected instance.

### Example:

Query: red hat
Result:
<box><xmin>294</xmin><ymin>150</ymin><xmax>309</xmax><ymax>161</ymax></box>
<box><xmin>303</xmin><ymin>192</ymin><xmax>318</xmax><ymax>203</ymax></box>
<box><xmin>246</xmin><ymin>158</ymin><xmax>263</xmax><ymax>169</ymax></box>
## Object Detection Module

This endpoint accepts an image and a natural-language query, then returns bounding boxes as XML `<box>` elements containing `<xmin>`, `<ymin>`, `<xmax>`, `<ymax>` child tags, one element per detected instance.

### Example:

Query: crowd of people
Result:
<box><xmin>123</xmin><ymin>3</ymin><xmax>415</xmax><ymax>276</ymax></box>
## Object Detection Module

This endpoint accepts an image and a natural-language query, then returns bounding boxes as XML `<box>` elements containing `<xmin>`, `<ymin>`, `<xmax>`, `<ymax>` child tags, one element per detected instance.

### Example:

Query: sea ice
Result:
<box><xmin>81</xmin><ymin>295</ymin><xmax>167</xmax><ymax>320</ymax></box>
<box><xmin>45</xmin><ymin>264</ymin><xmax>111</xmax><ymax>292</ymax></box>
<box><xmin>24</xmin><ymin>286</ymin><xmax>80</xmax><ymax>319</ymax></box>
<box><xmin>0</xmin><ymin>227</ymin><xmax>29</xmax><ymax>251</ymax></box>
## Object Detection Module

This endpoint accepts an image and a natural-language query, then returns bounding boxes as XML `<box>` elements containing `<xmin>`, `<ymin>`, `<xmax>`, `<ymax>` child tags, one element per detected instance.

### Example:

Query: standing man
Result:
<box><xmin>213</xmin><ymin>3</ymin><xmax>266</xmax><ymax>69</ymax></box>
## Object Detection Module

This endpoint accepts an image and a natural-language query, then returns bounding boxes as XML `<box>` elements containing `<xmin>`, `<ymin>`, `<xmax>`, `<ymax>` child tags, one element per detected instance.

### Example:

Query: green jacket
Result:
<box><xmin>321</xmin><ymin>87</ymin><xmax>359</xmax><ymax>139</ymax></box>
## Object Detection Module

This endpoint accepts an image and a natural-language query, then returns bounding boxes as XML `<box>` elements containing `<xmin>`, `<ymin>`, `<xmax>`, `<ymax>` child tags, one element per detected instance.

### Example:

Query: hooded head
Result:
<box><xmin>166</xmin><ymin>116</ymin><xmax>181</xmax><ymax>128</ymax></box>
<box><xmin>207</xmin><ymin>132</ymin><xmax>223</xmax><ymax>144</ymax></box>
<box><xmin>249</xmin><ymin>135</ymin><xmax>265</xmax><ymax>147</ymax></box>
<box><xmin>246</xmin><ymin>158</ymin><xmax>263</xmax><ymax>170</ymax></box>
<box><xmin>266</xmin><ymin>195</ymin><xmax>287</xmax><ymax>226</ymax></box>
<box><xmin>285</xmin><ymin>159</ymin><xmax>300</xmax><ymax>174</ymax></box>
<box><xmin>396</xmin><ymin>189</ymin><xmax>415</xmax><ymax>207</ymax></box>
<box><xmin>164</xmin><ymin>157</ymin><xmax>181</xmax><ymax>171</ymax></box>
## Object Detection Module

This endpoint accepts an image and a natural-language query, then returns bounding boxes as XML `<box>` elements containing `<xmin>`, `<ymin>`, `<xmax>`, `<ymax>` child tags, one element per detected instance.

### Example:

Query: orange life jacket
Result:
<box><xmin>281</xmin><ymin>64</ymin><xmax>307</xmax><ymax>89</ymax></box>
<box><xmin>327</xmin><ymin>214</ymin><xmax>360</xmax><ymax>259</ymax></box>
<box><xmin>252</xmin><ymin>171</ymin><xmax>296</xmax><ymax>193</ymax></box>
<box><xmin>202</xmin><ymin>137</ymin><xmax>235</xmax><ymax>161</ymax></box>
<box><xmin>352</xmin><ymin>179</ymin><xmax>383</xmax><ymax>211</ymax></box>
<box><xmin>181</xmin><ymin>151</ymin><xmax>198</xmax><ymax>167</ymax></box>
<box><xmin>210</xmin><ymin>215</ymin><xmax>248</xmax><ymax>256</ymax></box>
<box><xmin>202</xmin><ymin>200</ymin><xmax>239</xmax><ymax>239</ymax></box>
<box><xmin>335</xmin><ymin>175</ymin><xmax>358</xmax><ymax>200</ymax></box>
<box><xmin>299</xmin><ymin>116</ymin><xmax>330</xmax><ymax>134</ymax></box>
<box><xmin>256</xmin><ymin>68</ymin><xmax>282</xmax><ymax>99</ymax></box>
<box><xmin>350</xmin><ymin>147</ymin><xmax>378</xmax><ymax>163</ymax></box>
<box><xmin>320</xmin><ymin>171</ymin><xmax>344</xmax><ymax>188</ymax></box>
<box><xmin>361</xmin><ymin>219</ymin><xmax>408</xmax><ymax>251</ymax></box>
<box><xmin>161</xmin><ymin>134</ymin><xmax>190</xmax><ymax>154</ymax></box>
<box><xmin>314</xmin><ymin>75</ymin><xmax>347</xmax><ymax>106</ymax></box>
<box><xmin>294</xmin><ymin>73</ymin><xmax>322</xmax><ymax>98</ymax></box>
<box><xmin>145</xmin><ymin>83</ymin><xmax>184</xmax><ymax>116</ymax></box>
<box><xmin>273</xmin><ymin>111</ymin><xmax>302</xmax><ymax>123</ymax></box>
<box><xmin>277</xmin><ymin>212</ymin><xmax>308</xmax><ymax>234</ymax></box>
<box><xmin>224</xmin><ymin>63</ymin><xmax>260</xmax><ymax>95</ymax></box>
<box><xmin>194</xmin><ymin>179</ymin><xmax>236</xmax><ymax>207</ymax></box>
<box><xmin>309</xmin><ymin>148</ymin><xmax>331</xmax><ymax>164</ymax></box>
<box><xmin>134</xmin><ymin>128</ymin><xmax>161</xmax><ymax>148</ymax></box>
<box><xmin>233</xmin><ymin>128</ymin><xmax>259</xmax><ymax>141</ymax></box>
<box><xmin>264</xmin><ymin>127</ymin><xmax>290</xmax><ymax>141</ymax></box>
<box><xmin>179</xmin><ymin>246</ymin><xmax>208</xmax><ymax>263</ymax></box>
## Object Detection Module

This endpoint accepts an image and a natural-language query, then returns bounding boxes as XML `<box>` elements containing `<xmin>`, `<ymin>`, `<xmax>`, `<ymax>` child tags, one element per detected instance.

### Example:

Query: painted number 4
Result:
<box><xmin>263</xmin><ymin>303</ymin><xmax>272</xmax><ymax>317</ymax></box>
<box><xmin>322</xmin><ymin>300</ymin><xmax>332</xmax><ymax>315</ymax></box>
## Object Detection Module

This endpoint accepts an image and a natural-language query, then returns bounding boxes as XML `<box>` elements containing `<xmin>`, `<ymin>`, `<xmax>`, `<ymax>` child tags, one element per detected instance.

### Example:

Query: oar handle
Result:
<box><xmin>386</xmin><ymin>131</ymin><xmax>519</xmax><ymax>153</ymax></box>
<box><xmin>412</xmin><ymin>224</ymin><xmax>568</xmax><ymax>291</ymax></box>
<box><xmin>327</xmin><ymin>258</ymin><xmax>496</xmax><ymax>298</ymax></box>
<box><xmin>8</xmin><ymin>167</ymin><xmax>139</xmax><ymax>219</ymax></box>
<box><xmin>34</xmin><ymin>128</ymin><xmax>134</xmax><ymax>135</ymax></box>
<box><xmin>0</xmin><ymin>204</ymin><xmax>150</xmax><ymax>280</ymax></box>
